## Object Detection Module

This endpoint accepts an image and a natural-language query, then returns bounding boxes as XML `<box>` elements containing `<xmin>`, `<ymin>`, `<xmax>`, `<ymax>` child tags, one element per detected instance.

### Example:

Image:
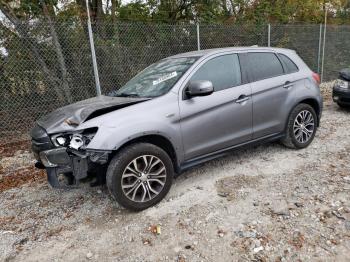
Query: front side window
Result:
<box><xmin>247</xmin><ymin>53</ymin><xmax>284</xmax><ymax>81</ymax></box>
<box><xmin>190</xmin><ymin>54</ymin><xmax>242</xmax><ymax>92</ymax></box>
<box><xmin>110</xmin><ymin>57</ymin><xmax>198</xmax><ymax>98</ymax></box>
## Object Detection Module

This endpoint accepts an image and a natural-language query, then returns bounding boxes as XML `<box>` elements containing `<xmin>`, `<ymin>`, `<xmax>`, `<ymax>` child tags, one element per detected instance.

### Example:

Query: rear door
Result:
<box><xmin>179</xmin><ymin>53</ymin><xmax>253</xmax><ymax>160</ymax></box>
<box><xmin>243</xmin><ymin>52</ymin><xmax>296</xmax><ymax>139</ymax></box>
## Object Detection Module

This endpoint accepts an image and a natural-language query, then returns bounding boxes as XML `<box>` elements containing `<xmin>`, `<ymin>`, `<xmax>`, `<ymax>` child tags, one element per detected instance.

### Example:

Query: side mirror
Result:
<box><xmin>186</xmin><ymin>80</ymin><xmax>214</xmax><ymax>98</ymax></box>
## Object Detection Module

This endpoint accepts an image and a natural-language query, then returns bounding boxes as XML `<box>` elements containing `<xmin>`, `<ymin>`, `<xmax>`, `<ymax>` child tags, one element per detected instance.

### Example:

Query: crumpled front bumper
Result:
<box><xmin>39</xmin><ymin>147</ymin><xmax>88</xmax><ymax>188</ymax></box>
<box><xmin>31</xmin><ymin>124</ymin><xmax>109</xmax><ymax>188</ymax></box>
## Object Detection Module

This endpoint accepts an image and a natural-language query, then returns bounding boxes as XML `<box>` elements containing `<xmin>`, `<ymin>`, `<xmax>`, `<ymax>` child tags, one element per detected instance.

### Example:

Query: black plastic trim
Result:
<box><xmin>176</xmin><ymin>132</ymin><xmax>284</xmax><ymax>175</ymax></box>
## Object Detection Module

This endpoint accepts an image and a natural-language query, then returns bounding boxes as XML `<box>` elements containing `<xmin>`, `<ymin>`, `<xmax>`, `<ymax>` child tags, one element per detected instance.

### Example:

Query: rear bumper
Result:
<box><xmin>333</xmin><ymin>87</ymin><xmax>350</xmax><ymax>105</ymax></box>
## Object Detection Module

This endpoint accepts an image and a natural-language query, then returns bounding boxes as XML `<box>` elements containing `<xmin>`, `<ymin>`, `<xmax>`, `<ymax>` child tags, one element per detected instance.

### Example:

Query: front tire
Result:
<box><xmin>106</xmin><ymin>143</ymin><xmax>173</xmax><ymax>211</ymax></box>
<box><xmin>281</xmin><ymin>103</ymin><xmax>317</xmax><ymax>149</ymax></box>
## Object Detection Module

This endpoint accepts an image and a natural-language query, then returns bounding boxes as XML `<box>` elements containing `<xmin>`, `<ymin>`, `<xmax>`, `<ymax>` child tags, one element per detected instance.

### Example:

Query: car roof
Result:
<box><xmin>169</xmin><ymin>47</ymin><xmax>295</xmax><ymax>59</ymax></box>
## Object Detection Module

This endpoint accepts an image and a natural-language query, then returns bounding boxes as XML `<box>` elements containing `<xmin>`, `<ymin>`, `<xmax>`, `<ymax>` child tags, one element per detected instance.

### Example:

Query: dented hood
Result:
<box><xmin>37</xmin><ymin>95</ymin><xmax>149</xmax><ymax>134</ymax></box>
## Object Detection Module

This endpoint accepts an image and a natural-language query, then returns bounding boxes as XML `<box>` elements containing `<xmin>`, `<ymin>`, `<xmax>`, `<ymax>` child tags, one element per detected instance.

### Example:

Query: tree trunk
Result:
<box><xmin>41</xmin><ymin>0</ymin><xmax>72</xmax><ymax>103</ymax></box>
<box><xmin>111</xmin><ymin>0</ymin><xmax>117</xmax><ymax>22</ymax></box>
<box><xmin>0</xmin><ymin>4</ymin><xmax>66</xmax><ymax>102</ymax></box>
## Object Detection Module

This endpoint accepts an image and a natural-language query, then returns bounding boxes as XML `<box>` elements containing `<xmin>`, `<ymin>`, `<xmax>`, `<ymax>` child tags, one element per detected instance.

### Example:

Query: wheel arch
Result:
<box><xmin>298</xmin><ymin>98</ymin><xmax>321</xmax><ymax>125</ymax></box>
<box><xmin>287</xmin><ymin>98</ymin><xmax>321</xmax><ymax>129</ymax></box>
<box><xmin>111</xmin><ymin>134</ymin><xmax>180</xmax><ymax>174</ymax></box>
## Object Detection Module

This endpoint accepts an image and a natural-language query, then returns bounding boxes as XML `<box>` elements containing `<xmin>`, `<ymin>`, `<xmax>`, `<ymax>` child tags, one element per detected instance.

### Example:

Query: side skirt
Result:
<box><xmin>175</xmin><ymin>132</ymin><xmax>285</xmax><ymax>175</ymax></box>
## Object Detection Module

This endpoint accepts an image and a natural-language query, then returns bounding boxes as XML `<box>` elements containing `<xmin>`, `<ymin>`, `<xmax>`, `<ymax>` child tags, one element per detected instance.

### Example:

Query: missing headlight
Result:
<box><xmin>69</xmin><ymin>128</ymin><xmax>97</xmax><ymax>150</ymax></box>
<box><xmin>51</xmin><ymin>134</ymin><xmax>70</xmax><ymax>147</ymax></box>
<box><xmin>70</xmin><ymin>134</ymin><xmax>84</xmax><ymax>150</ymax></box>
<box><xmin>51</xmin><ymin>127</ymin><xmax>98</xmax><ymax>150</ymax></box>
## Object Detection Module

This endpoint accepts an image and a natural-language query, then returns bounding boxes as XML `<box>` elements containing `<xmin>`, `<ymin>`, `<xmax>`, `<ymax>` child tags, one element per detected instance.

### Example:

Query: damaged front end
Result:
<box><xmin>31</xmin><ymin>125</ymin><xmax>109</xmax><ymax>188</ymax></box>
<box><xmin>30</xmin><ymin>95</ymin><xmax>149</xmax><ymax>188</ymax></box>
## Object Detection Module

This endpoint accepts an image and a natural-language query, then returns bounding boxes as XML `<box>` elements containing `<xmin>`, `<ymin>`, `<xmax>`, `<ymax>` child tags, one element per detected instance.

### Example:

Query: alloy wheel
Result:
<box><xmin>293</xmin><ymin>110</ymin><xmax>315</xmax><ymax>144</ymax></box>
<box><xmin>121</xmin><ymin>155</ymin><xmax>166</xmax><ymax>203</ymax></box>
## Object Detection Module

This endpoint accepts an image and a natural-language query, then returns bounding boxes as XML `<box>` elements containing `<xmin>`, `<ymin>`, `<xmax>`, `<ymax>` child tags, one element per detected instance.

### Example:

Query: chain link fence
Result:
<box><xmin>1</xmin><ymin>20</ymin><xmax>349</xmax><ymax>145</ymax></box>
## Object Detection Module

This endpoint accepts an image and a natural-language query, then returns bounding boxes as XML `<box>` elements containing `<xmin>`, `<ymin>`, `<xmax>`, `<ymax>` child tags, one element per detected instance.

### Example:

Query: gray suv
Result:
<box><xmin>31</xmin><ymin>47</ymin><xmax>323</xmax><ymax>210</ymax></box>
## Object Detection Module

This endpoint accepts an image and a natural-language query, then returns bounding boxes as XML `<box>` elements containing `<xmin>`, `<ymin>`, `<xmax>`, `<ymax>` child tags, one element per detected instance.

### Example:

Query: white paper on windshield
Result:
<box><xmin>153</xmin><ymin>71</ymin><xmax>177</xmax><ymax>85</ymax></box>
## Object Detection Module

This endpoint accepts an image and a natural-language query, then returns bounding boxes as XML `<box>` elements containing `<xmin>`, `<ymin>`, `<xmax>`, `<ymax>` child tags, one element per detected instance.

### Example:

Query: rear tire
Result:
<box><xmin>106</xmin><ymin>143</ymin><xmax>173</xmax><ymax>211</ymax></box>
<box><xmin>281</xmin><ymin>103</ymin><xmax>317</xmax><ymax>149</ymax></box>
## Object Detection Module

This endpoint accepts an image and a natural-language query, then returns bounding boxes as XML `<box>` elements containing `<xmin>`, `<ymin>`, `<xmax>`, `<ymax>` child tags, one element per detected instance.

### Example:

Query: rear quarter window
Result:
<box><xmin>246</xmin><ymin>52</ymin><xmax>284</xmax><ymax>82</ymax></box>
<box><xmin>278</xmin><ymin>53</ymin><xmax>299</xmax><ymax>73</ymax></box>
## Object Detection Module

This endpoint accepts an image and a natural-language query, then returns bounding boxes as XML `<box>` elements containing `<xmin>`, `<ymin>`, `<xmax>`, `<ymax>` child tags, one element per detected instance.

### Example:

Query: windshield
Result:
<box><xmin>109</xmin><ymin>57</ymin><xmax>198</xmax><ymax>98</ymax></box>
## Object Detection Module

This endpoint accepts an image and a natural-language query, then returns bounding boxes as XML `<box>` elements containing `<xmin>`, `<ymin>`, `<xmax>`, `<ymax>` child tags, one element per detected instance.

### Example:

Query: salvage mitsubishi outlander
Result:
<box><xmin>31</xmin><ymin>47</ymin><xmax>323</xmax><ymax>211</ymax></box>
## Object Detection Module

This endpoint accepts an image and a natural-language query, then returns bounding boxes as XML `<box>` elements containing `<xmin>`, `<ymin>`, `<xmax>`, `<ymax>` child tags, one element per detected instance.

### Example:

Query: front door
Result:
<box><xmin>178</xmin><ymin>54</ymin><xmax>253</xmax><ymax>160</ymax></box>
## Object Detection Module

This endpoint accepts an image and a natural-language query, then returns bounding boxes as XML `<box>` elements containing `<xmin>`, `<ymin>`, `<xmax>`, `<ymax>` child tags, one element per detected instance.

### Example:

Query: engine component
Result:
<box><xmin>69</xmin><ymin>134</ymin><xmax>84</xmax><ymax>150</ymax></box>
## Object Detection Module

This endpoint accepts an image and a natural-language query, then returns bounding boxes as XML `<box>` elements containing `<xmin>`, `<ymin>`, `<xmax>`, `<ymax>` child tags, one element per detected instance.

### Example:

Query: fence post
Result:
<box><xmin>317</xmin><ymin>24</ymin><xmax>323</xmax><ymax>74</ymax></box>
<box><xmin>196</xmin><ymin>23</ymin><xmax>201</xmax><ymax>51</ymax></box>
<box><xmin>267</xmin><ymin>24</ymin><xmax>271</xmax><ymax>47</ymax></box>
<box><xmin>321</xmin><ymin>9</ymin><xmax>327</xmax><ymax>83</ymax></box>
<box><xmin>85</xmin><ymin>0</ymin><xmax>101</xmax><ymax>96</ymax></box>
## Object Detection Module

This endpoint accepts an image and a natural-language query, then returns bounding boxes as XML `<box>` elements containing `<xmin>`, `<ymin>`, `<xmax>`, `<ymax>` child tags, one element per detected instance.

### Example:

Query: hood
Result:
<box><xmin>37</xmin><ymin>95</ymin><xmax>149</xmax><ymax>134</ymax></box>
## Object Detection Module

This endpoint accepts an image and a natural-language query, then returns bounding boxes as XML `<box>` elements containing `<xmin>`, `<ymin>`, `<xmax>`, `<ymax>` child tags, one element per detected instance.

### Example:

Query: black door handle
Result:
<box><xmin>283</xmin><ymin>81</ymin><xmax>294</xmax><ymax>89</ymax></box>
<box><xmin>235</xmin><ymin>95</ymin><xmax>250</xmax><ymax>103</ymax></box>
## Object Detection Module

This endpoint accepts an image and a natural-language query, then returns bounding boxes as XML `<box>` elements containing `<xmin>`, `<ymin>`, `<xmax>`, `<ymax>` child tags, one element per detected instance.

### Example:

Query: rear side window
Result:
<box><xmin>246</xmin><ymin>53</ymin><xmax>284</xmax><ymax>82</ymax></box>
<box><xmin>279</xmin><ymin>53</ymin><xmax>299</xmax><ymax>73</ymax></box>
<box><xmin>190</xmin><ymin>54</ymin><xmax>241</xmax><ymax>91</ymax></box>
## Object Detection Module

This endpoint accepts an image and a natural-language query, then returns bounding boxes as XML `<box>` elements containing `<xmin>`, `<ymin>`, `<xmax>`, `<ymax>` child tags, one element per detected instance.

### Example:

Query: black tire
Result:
<box><xmin>106</xmin><ymin>143</ymin><xmax>173</xmax><ymax>211</ymax></box>
<box><xmin>337</xmin><ymin>102</ymin><xmax>350</xmax><ymax>109</ymax></box>
<box><xmin>281</xmin><ymin>103</ymin><xmax>318</xmax><ymax>149</ymax></box>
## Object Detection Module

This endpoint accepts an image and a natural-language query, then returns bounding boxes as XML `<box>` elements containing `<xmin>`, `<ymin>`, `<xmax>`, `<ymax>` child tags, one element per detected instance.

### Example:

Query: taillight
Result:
<box><xmin>312</xmin><ymin>72</ymin><xmax>320</xmax><ymax>85</ymax></box>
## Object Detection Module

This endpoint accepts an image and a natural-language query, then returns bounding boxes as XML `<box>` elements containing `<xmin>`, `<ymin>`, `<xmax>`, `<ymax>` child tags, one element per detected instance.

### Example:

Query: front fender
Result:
<box><xmin>86</xmin><ymin>120</ymin><xmax>183</xmax><ymax>162</ymax></box>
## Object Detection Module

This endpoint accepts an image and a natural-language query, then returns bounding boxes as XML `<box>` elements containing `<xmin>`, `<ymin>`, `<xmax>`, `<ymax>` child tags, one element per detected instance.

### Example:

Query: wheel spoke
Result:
<box><xmin>294</xmin><ymin>125</ymin><xmax>301</xmax><ymax>132</ymax></box>
<box><xmin>149</xmin><ymin>159</ymin><xmax>161</xmax><ymax>172</ymax></box>
<box><xmin>131</xmin><ymin>183</ymin><xmax>142</xmax><ymax>201</ymax></box>
<box><xmin>148</xmin><ymin>178</ymin><xmax>165</xmax><ymax>186</ymax></box>
<box><xmin>123</xmin><ymin>173</ymin><xmax>138</xmax><ymax>179</ymax></box>
<box><xmin>146</xmin><ymin>156</ymin><xmax>154</xmax><ymax>169</ymax></box>
<box><xmin>126</xmin><ymin>166</ymin><xmax>139</xmax><ymax>175</ymax></box>
<box><xmin>147</xmin><ymin>181</ymin><xmax>160</xmax><ymax>195</ymax></box>
<box><xmin>149</xmin><ymin>166</ymin><xmax>165</xmax><ymax>177</ymax></box>
<box><xmin>122</xmin><ymin>180</ymin><xmax>138</xmax><ymax>189</ymax></box>
<box><xmin>125</xmin><ymin>181</ymin><xmax>139</xmax><ymax>195</ymax></box>
<box><xmin>132</xmin><ymin>159</ymin><xmax>141</xmax><ymax>173</ymax></box>
<box><xmin>140</xmin><ymin>183</ymin><xmax>147</xmax><ymax>202</ymax></box>
<box><xmin>142</xmin><ymin>156</ymin><xmax>148</xmax><ymax>172</ymax></box>
<box><xmin>295</xmin><ymin>130</ymin><xmax>303</xmax><ymax>140</ymax></box>
<box><xmin>301</xmin><ymin>129</ymin><xmax>309</xmax><ymax>137</ymax></box>
<box><xmin>305</xmin><ymin>113</ymin><xmax>312</xmax><ymax>124</ymax></box>
<box><xmin>145</xmin><ymin>182</ymin><xmax>152</xmax><ymax>200</ymax></box>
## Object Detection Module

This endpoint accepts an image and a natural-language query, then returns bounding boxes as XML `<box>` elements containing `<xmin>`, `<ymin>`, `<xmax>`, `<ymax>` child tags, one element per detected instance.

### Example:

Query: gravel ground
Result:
<box><xmin>1</xmin><ymin>82</ymin><xmax>350</xmax><ymax>262</ymax></box>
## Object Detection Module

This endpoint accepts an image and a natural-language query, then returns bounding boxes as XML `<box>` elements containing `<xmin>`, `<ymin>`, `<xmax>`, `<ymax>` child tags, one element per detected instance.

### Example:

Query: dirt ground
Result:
<box><xmin>1</xmin><ymin>83</ymin><xmax>350</xmax><ymax>262</ymax></box>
